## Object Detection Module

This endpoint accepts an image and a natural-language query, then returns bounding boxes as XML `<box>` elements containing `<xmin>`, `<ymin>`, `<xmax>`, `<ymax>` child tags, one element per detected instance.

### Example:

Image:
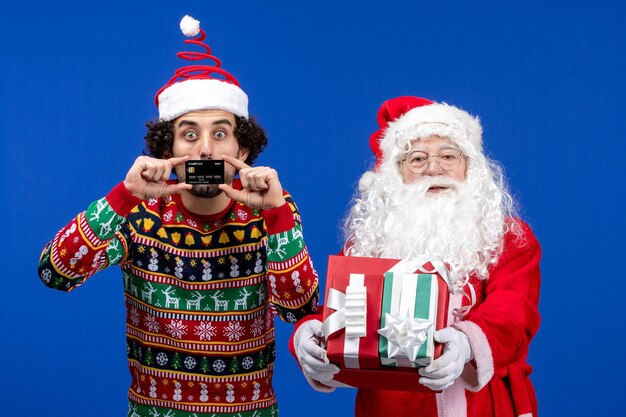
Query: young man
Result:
<box><xmin>293</xmin><ymin>96</ymin><xmax>541</xmax><ymax>417</ymax></box>
<box><xmin>39</xmin><ymin>16</ymin><xmax>319</xmax><ymax>417</ymax></box>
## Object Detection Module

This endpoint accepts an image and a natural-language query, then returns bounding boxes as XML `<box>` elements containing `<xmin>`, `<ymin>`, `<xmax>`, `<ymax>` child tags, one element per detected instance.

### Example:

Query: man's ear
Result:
<box><xmin>163</xmin><ymin>148</ymin><xmax>172</xmax><ymax>159</ymax></box>
<box><xmin>238</xmin><ymin>147</ymin><xmax>250</xmax><ymax>164</ymax></box>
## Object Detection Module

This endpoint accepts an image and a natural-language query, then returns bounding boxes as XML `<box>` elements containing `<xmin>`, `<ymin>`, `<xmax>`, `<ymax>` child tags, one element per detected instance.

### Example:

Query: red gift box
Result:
<box><xmin>321</xmin><ymin>255</ymin><xmax>451</xmax><ymax>392</ymax></box>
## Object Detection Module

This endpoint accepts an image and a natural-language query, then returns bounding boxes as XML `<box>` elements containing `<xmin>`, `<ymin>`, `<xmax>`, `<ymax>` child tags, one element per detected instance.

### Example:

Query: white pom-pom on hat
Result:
<box><xmin>180</xmin><ymin>15</ymin><xmax>200</xmax><ymax>37</ymax></box>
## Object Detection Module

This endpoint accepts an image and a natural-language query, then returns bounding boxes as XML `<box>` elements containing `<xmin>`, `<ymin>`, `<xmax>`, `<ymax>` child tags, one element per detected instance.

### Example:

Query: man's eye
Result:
<box><xmin>410</xmin><ymin>154</ymin><xmax>428</xmax><ymax>163</ymax></box>
<box><xmin>215</xmin><ymin>131</ymin><xmax>226</xmax><ymax>140</ymax></box>
<box><xmin>440</xmin><ymin>152</ymin><xmax>458</xmax><ymax>161</ymax></box>
<box><xmin>184</xmin><ymin>131</ymin><xmax>198</xmax><ymax>140</ymax></box>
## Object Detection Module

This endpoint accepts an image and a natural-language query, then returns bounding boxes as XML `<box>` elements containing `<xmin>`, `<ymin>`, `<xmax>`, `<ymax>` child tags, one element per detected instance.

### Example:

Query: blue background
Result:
<box><xmin>1</xmin><ymin>0</ymin><xmax>624</xmax><ymax>415</ymax></box>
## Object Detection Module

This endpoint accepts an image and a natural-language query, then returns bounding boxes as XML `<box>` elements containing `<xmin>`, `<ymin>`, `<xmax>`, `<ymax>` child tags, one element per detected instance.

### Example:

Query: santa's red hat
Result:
<box><xmin>155</xmin><ymin>15</ymin><xmax>248</xmax><ymax>121</ymax></box>
<box><xmin>370</xmin><ymin>96</ymin><xmax>483</xmax><ymax>169</ymax></box>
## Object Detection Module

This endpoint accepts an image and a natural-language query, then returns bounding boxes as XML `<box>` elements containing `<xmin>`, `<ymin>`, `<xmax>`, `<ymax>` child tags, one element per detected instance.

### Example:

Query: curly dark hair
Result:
<box><xmin>144</xmin><ymin>115</ymin><xmax>268</xmax><ymax>165</ymax></box>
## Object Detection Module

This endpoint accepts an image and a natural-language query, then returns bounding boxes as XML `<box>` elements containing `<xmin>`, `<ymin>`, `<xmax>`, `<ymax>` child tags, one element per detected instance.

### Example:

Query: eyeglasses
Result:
<box><xmin>400</xmin><ymin>149</ymin><xmax>465</xmax><ymax>174</ymax></box>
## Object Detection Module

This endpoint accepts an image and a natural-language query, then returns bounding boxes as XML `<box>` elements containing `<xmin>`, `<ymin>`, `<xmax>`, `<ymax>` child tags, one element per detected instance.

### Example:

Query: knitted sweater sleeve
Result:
<box><xmin>262</xmin><ymin>192</ymin><xmax>320</xmax><ymax>323</ymax></box>
<box><xmin>37</xmin><ymin>182</ymin><xmax>142</xmax><ymax>292</ymax></box>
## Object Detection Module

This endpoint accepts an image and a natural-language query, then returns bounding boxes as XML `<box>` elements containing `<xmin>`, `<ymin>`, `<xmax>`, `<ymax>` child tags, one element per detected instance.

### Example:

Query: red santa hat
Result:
<box><xmin>369</xmin><ymin>96</ymin><xmax>483</xmax><ymax>169</ymax></box>
<box><xmin>155</xmin><ymin>15</ymin><xmax>248</xmax><ymax>121</ymax></box>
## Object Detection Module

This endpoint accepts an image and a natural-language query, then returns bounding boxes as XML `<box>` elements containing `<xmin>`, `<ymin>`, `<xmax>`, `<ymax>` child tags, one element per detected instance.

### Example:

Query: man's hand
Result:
<box><xmin>418</xmin><ymin>327</ymin><xmax>472</xmax><ymax>390</ymax></box>
<box><xmin>124</xmin><ymin>155</ymin><xmax>192</xmax><ymax>200</ymax></box>
<box><xmin>218</xmin><ymin>155</ymin><xmax>286</xmax><ymax>210</ymax></box>
<box><xmin>293</xmin><ymin>320</ymin><xmax>339</xmax><ymax>393</ymax></box>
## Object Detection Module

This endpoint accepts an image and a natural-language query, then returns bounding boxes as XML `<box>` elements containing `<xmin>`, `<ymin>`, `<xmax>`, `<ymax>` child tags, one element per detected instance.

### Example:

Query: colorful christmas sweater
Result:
<box><xmin>39</xmin><ymin>180</ymin><xmax>320</xmax><ymax>417</ymax></box>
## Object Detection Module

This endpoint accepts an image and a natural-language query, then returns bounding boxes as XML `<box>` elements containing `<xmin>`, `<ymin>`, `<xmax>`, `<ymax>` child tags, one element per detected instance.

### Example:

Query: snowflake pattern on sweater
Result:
<box><xmin>39</xmin><ymin>180</ymin><xmax>319</xmax><ymax>417</ymax></box>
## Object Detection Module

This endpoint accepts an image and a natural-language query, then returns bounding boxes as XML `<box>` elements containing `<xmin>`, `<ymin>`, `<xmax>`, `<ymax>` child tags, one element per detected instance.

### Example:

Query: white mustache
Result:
<box><xmin>402</xmin><ymin>176</ymin><xmax>462</xmax><ymax>195</ymax></box>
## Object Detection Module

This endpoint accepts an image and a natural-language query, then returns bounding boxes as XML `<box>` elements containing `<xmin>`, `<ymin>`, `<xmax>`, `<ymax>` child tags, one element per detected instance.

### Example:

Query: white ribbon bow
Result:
<box><xmin>321</xmin><ymin>274</ymin><xmax>368</xmax><ymax>369</ymax></box>
<box><xmin>321</xmin><ymin>274</ymin><xmax>367</xmax><ymax>339</ymax></box>
<box><xmin>378</xmin><ymin>312</ymin><xmax>432</xmax><ymax>362</ymax></box>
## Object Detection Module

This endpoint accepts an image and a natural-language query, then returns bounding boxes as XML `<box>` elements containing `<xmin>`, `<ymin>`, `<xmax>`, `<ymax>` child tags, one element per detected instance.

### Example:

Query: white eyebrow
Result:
<box><xmin>409</xmin><ymin>143</ymin><xmax>461</xmax><ymax>153</ymax></box>
<box><xmin>438</xmin><ymin>144</ymin><xmax>461</xmax><ymax>151</ymax></box>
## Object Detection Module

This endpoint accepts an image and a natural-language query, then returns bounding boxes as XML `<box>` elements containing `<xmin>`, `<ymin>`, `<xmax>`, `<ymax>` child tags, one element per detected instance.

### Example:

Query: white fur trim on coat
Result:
<box><xmin>453</xmin><ymin>320</ymin><xmax>494</xmax><ymax>392</ymax></box>
<box><xmin>437</xmin><ymin>380</ymin><xmax>468</xmax><ymax>417</ymax></box>
<box><xmin>157</xmin><ymin>78</ymin><xmax>249</xmax><ymax>121</ymax></box>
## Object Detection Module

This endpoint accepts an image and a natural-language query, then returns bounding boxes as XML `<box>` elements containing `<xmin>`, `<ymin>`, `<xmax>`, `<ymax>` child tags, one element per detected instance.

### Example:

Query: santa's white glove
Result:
<box><xmin>293</xmin><ymin>319</ymin><xmax>340</xmax><ymax>393</ymax></box>
<box><xmin>418</xmin><ymin>327</ymin><xmax>472</xmax><ymax>391</ymax></box>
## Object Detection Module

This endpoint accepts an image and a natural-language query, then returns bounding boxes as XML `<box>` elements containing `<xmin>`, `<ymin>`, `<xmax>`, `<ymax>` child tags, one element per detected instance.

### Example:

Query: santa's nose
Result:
<box><xmin>423</xmin><ymin>157</ymin><xmax>443</xmax><ymax>175</ymax></box>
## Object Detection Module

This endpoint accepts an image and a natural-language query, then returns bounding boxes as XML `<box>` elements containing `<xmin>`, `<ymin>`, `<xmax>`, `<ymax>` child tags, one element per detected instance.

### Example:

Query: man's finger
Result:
<box><xmin>218</xmin><ymin>184</ymin><xmax>248</xmax><ymax>205</ymax></box>
<box><xmin>304</xmin><ymin>374</ymin><xmax>336</xmax><ymax>393</ymax></box>
<box><xmin>419</xmin><ymin>361</ymin><xmax>455</xmax><ymax>379</ymax></box>
<box><xmin>238</xmin><ymin>169</ymin><xmax>251</xmax><ymax>190</ymax></box>
<box><xmin>301</xmin><ymin>361</ymin><xmax>339</xmax><ymax>381</ymax></box>
<box><xmin>161</xmin><ymin>182</ymin><xmax>193</xmax><ymax>196</ymax></box>
<box><xmin>142</xmin><ymin>167</ymin><xmax>157</xmax><ymax>182</ymax></box>
<box><xmin>161</xmin><ymin>164</ymin><xmax>173</xmax><ymax>181</ymax></box>
<box><xmin>249</xmin><ymin>168</ymin><xmax>272</xmax><ymax>190</ymax></box>
<box><xmin>300</xmin><ymin>343</ymin><xmax>329</xmax><ymax>362</ymax></box>
<box><xmin>244</xmin><ymin>171</ymin><xmax>266</xmax><ymax>191</ymax></box>
<box><xmin>423</xmin><ymin>348</ymin><xmax>456</xmax><ymax>372</ymax></box>
<box><xmin>168</xmin><ymin>155</ymin><xmax>190</xmax><ymax>167</ymax></box>
<box><xmin>221</xmin><ymin>154</ymin><xmax>250</xmax><ymax>170</ymax></box>
<box><xmin>300</xmin><ymin>357</ymin><xmax>328</xmax><ymax>374</ymax></box>
<box><xmin>153</xmin><ymin>165</ymin><xmax>166</xmax><ymax>182</ymax></box>
<box><xmin>419</xmin><ymin>373</ymin><xmax>456</xmax><ymax>390</ymax></box>
<box><xmin>434</xmin><ymin>328</ymin><xmax>457</xmax><ymax>343</ymax></box>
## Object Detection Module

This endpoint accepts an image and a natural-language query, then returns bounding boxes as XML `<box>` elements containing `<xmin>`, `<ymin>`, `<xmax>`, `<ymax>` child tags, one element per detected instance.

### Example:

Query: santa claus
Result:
<box><xmin>291</xmin><ymin>96</ymin><xmax>541</xmax><ymax>417</ymax></box>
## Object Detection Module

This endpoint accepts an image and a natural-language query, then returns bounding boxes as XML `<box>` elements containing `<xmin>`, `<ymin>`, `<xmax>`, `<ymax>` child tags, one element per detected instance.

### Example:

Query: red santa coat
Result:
<box><xmin>292</xmin><ymin>219</ymin><xmax>541</xmax><ymax>417</ymax></box>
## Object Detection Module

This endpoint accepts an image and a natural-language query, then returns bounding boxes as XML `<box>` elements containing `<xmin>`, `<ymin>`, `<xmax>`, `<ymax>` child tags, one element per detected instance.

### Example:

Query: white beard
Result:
<box><xmin>344</xmin><ymin>170</ymin><xmax>509</xmax><ymax>279</ymax></box>
<box><xmin>380</xmin><ymin>177</ymin><xmax>484</xmax><ymax>267</ymax></box>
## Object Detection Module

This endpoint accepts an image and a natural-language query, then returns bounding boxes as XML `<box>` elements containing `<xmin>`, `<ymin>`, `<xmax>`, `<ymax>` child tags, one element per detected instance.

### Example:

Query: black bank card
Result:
<box><xmin>185</xmin><ymin>160</ymin><xmax>225</xmax><ymax>184</ymax></box>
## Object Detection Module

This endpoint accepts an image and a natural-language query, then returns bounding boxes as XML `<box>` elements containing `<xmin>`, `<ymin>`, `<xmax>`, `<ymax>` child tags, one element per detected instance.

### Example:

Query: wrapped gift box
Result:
<box><xmin>321</xmin><ymin>255</ymin><xmax>452</xmax><ymax>392</ymax></box>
